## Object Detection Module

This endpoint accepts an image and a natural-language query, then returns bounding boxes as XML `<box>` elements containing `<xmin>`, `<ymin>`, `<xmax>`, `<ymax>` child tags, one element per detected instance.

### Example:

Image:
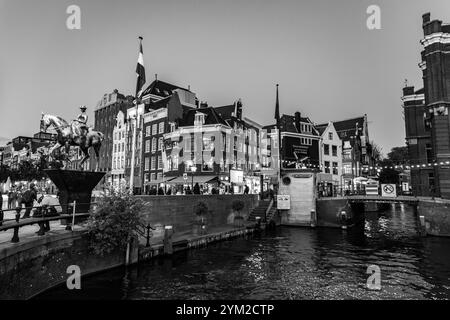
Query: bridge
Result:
<box><xmin>344</xmin><ymin>195</ymin><xmax>419</xmax><ymax>205</ymax></box>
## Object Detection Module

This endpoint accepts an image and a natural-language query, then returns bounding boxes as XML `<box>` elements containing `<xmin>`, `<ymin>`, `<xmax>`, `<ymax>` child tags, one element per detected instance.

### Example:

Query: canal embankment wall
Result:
<box><xmin>417</xmin><ymin>198</ymin><xmax>450</xmax><ymax>237</ymax></box>
<box><xmin>136</xmin><ymin>194</ymin><xmax>259</xmax><ymax>233</ymax></box>
<box><xmin>0</xmin><ymin>194</ymin><xmax>259</xmax><ymax>299</ymax></box>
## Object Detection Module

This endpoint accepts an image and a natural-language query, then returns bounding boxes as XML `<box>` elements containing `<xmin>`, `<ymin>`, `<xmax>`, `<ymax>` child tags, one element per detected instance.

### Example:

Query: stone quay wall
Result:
<box><xmin>136</xmin><ymin>194</ymin><xmax>259</xmax><ymax>233</ymax></box>
<box><xmin>417</xmin><ymin>198</ymin><xmax>450</xmax><ymax>237</ymax></box>
<box><xmin>0</xmin><ymin>231</ymin><xmax>136</xmax><ymax>300</ymax></box>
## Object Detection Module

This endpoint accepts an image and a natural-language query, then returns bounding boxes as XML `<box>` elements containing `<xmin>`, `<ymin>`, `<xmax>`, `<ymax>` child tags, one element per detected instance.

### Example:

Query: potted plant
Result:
<box><xmin>193</xmin><ymin>201</ymin><xmax>208</xmax><ymax>235</ymax></box>
<box><xmin>232</xmin><ymin>200</ymin><xmax>245</xmax><ymax>227</ymax></box>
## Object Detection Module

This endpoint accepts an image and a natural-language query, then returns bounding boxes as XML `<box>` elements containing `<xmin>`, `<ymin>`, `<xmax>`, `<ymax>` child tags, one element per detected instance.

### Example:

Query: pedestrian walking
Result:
<box><xmin>244</xmin><ymin>185</ymin><xmax>249</xmax><ymax>194</ymax></box>
<box><xmin>20</xmin><ymin>183</ymin><xmax>38</xmax><ymax>219</ymax></box>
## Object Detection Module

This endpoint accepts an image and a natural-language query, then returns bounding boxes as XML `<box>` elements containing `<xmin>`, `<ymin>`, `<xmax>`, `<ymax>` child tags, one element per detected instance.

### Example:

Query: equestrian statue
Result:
<box><xmin>40</xmin><ymin>106</ymin><xmax>104</xmax><ymax>170</ymax></box>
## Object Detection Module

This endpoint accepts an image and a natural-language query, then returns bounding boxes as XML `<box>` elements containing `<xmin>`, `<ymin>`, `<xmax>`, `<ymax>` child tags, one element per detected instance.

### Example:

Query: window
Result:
<box><xmin>150</xmin><ymin>156</ymin><xmax>156</xmax><ymax>170</ymax></box>
<box><xmin>324</xmin><ymin>161</ymin><xmax>330</xmax><ymax>174</ymax></box>
<box><xmin>152</xmin><ymin>124</ymin><xmax>157</xmax><ymax>135</ymax></box>
<box><xmin>145</xmin><ymin>125</ymin><xmax>151</xmax><ymax>137</ymax></box>
<box><xmin>152</xmin><ymin>138</ymin><xmax>157</xmax><ymax>152</ymax></box>
<box><xmin>145</xmin><ymin>140</ymin><xmax>150</xmax><ymax>153</ymax></box>
<box><xmin>344</xmin><ymin>164</ymin><xmax>352</xmax><ymax>174</ymax></box>
<box><xmin>203</xmin><ymin>135</ymin><xmax>214</xmax><ymax>151</ymax></box>
<box><xmin>144</xmin><ymin>157</ymin><xmax>149</xmax><ymax>171</ymax></box>
<box><xmin>194</xmin><ymin>112</ymin><xmax>205</xmax><ymax>126</ymax></box>
<box><xmin>158</xmin><ymin>155</ymin><xmax>163</xmax><ymax>169</ymax></box>
<box><xmin>202</xmin><ymin>158</ymin><xmax>214</xmax><ymax>172</ymax></box>
<box><xmin>426</xmin><ymin>143</ymin><xmax>433</xmax><ymax>163</ymax></box>
<box><xmin>324</xmin><ymin>144</ymin><xmax>329</xmax><ymax>155</ymax></box>
<box><xmin>173</xmin><ymin>155</ymin><xmax>179</xmax><ymax>170</ymax></box>
<box><xmin>158</xmin><ymin>137</ymin><xmax>163</xmax><ymax>151</ymax></box>
<box><xmin>328</xmin><ymin>132</ymin><xmax>333</xmax><ymax>140</ymax></box>
<box><xmin>332</xmin><ymin>162</ymin><xmax>338</xmax><ymax>175</ymax></box>
<box><xmin>343</xmin><ymin>150</ymin><xmax>351</xmax><ymax>160</ymax></box>
<box><xmin>332</xmin><ymin>145</ymin><xmax>337</xmax><ymax>157</ymax></box>
<box><xmin>159</xmin><ymin>122</ymin><xmax>164</xmax><ymax>133</ymax></box>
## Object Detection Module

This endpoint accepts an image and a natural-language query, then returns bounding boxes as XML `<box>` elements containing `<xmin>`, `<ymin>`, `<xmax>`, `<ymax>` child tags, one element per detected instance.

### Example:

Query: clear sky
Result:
<box><xmin>1</xmin><ymin>0</ymin><xmax>450</xmax><ymax>156</ymax></box>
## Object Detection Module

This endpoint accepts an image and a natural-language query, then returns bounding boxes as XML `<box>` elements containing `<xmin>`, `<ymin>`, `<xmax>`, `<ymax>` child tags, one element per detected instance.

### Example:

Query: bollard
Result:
<box><xmin>255</xmin><ymin>216</ymin><xmax>261</xmax><ymax>230</ymax></box>
<box><xmin>419</xmin><ymin>215</ymin><xmax>427</xmax><ymax>236</ymax></box>
<box><xmin>340</xmin><ymin>210</ymin><xmax>347</xmax><ymax>229</ymax></box>
<box><xmin>164</xmin><ymin>225</ymin><xmax>174</xmax><ymax>255</ymax></box>
<box><xmin>310</xmin><ymin>209</ymin><xmax>317</xmax><ymax>227</ymax></box>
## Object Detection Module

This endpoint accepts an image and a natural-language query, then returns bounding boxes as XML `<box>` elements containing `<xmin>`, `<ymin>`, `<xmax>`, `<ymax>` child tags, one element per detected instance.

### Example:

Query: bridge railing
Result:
<box><xmin>0</xmin><ymin>202</ymin><xmax>96</xmax><ymax>244</ymax></box>
<box><xmin>316</xmin><ymin>183</ymin><xmax>416</xmax><ymax>198</ymax></box>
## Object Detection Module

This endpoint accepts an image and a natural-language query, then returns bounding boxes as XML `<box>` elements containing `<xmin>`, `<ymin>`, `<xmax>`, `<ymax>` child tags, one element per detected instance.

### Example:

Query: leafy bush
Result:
<box><xmin>86</xmin><ymin>189</ymin><xmax>144</xmax><ymax>256</ymax></box>
<box><xmin>194</xmin><ymin>201</ymin><xmax>208</xmax><ymax>217</ymax></box>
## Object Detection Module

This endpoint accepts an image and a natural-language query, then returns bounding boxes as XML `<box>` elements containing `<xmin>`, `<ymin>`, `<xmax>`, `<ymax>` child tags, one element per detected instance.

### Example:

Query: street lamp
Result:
<box><xmin>190</xmin><ymin>165</ymin><xmax>197</xmax><ymax>190</ymax></box>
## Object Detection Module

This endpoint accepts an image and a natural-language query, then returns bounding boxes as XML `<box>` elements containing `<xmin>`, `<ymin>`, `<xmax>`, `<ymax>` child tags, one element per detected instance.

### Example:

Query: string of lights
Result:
<box><xmin>281</xmin><ymin>160</ymin><xmax>450</xmax><ymax>170</ymax></box>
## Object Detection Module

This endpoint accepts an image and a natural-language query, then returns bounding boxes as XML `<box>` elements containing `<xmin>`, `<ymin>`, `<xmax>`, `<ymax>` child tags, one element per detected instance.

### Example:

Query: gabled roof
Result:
<box><xmin>214</xmin><ymin>104</ymin><xmax>235</xmax><ymax>121</ymax></box>
<box><xmin>146</xmin><ymin>96</ymin><xmax>172</xmax><ymax>111</ymax></box>
<box><xmin>180</xmin><ymin>107</ymin><xmax>230</xmax><ymax>127</ymax></box>
<box><xmin>317</xmin><ymin>116</ymin><xmax>365</xmax><ymax>139</ymax></box>
<box><xmin>263</xmin><ymin>114</ymin><xmax>319</xmax><ymax>136</ymax></box>
<box><xmin>141</xmin><ymin>79</ymin><xmax>190</xmax><ymax>98</ymax></box>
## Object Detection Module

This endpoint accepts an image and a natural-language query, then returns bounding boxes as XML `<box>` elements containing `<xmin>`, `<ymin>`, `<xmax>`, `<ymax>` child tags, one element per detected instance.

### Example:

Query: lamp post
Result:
<box><xmin>190</xmin><ymin>165</ymin><xmax>197</xmax><ymax>190</ymax></box>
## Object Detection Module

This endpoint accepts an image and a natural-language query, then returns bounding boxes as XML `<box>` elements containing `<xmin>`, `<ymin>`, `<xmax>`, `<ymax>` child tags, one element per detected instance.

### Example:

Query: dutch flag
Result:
<box><xmin>136</xmin><ymin>37</ymin><xmax>146</xmax><ymax>99</ymax></box>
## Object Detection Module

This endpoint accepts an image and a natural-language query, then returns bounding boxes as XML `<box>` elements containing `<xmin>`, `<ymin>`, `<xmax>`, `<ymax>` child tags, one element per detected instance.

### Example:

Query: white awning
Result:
<box><xmin>167</xmin><ymin>175</ymin><xmax>218</xmax><ymax>185</ymax></box>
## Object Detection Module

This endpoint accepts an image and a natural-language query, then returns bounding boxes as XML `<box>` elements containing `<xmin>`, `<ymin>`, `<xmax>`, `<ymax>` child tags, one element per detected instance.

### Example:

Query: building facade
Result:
<box><xmin>264</xmin><ymin>112</ymin><xmax>321</xmax><ymax>171</ymax></box>
<box><xmin>417</xmin><ymin>13</ymin><xmax>450</xmax><ymax>198</ymax></box>
<box><xmin>111</xmin><ymin>110</ymin><xmax>128</xmax><ymax>189</ymax></box>
<box><xmin>92</xmin><ymin>89</ymin><xmax>134</xmax><ymax>178</ymax></box>
<box><xmin>402</xmin><ymin>86</ymin><xmax>433</xmax><ymax>196</ymax></box>
<box><xmin>318</xmin><ymin>115</ymin><xmax>373</xmax><ymax>190</ymax></box>
<box><xmin>316</xmin><ymin>122</ymin><xmax>343</xmax><ymax>185</ymax></box>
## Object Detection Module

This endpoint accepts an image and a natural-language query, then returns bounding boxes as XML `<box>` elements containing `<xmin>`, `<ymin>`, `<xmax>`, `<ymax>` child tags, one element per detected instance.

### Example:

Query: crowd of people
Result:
<box><xmin>144</xmin><ymin>183</ymin><xmax>251</xmax><ymax>196</ymax></box>
<box><xmin>1</xmin><ymin>183</ymin><xmax>61</xmax><ymax>219</ymax></box>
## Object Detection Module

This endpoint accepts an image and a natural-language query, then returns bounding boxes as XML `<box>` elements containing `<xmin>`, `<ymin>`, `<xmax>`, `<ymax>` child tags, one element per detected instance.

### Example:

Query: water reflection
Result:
<box><xmin>37</xmin><ymin>204</ymin><xmax>450</xmax><ymax>300</ymax></box>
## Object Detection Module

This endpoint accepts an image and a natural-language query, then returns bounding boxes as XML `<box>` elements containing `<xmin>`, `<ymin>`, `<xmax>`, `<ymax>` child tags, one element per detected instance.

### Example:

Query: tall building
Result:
<box><xmin>126</xmin><ymin>78</ymin><xmax>195</xmax><ymax>194</ymax></box>
<box><xmin>316</xmin><ymin>122</ymin><xmax>343</xmax><ymax>185</ymax></box>
<box><xmin>402</xmin><ymin>86</ymin><xmax>433</xmax><ymax>196</ymax></box>
<box><xmin>417</xmin><ymin>13</ymin><xmax>450</xmax><ymax>198</ymax></box>
<box><xmin>91</xmin><ymin>89</ymin><xmax>134</xmax><ymax>178</ymax></box>
<box><xmin>318</xmin><ymin>115</ymin><xmax>374</xmax><ymax>190</ymax></box>
<box><xmin>111</xmin><ymin>110</ymin><xmax>128</xmax><ymax>188</ymax></box>
<box><xmin>163</xmin><ymin>101</ymin><xmax>263</xmax><ymax>194</ymax></box>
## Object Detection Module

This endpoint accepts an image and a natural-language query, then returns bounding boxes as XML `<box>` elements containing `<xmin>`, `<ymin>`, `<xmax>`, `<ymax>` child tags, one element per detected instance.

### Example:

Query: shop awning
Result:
<box><xmin>167</xmin><ymin>175</ymin><xmax>218</xmax><ymax>185</ymax></box>
<box><xmin>146</xmin><ymin>177</ymin><xmax>176</xmax><ymax>185</ymax></box>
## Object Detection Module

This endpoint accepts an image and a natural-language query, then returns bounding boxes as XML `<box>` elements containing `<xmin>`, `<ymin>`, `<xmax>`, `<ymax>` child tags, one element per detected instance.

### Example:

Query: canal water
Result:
<box><xmin>37</xmin><ymin>204</ymin><xmax>450</xmax><ymax>300</ymax></box>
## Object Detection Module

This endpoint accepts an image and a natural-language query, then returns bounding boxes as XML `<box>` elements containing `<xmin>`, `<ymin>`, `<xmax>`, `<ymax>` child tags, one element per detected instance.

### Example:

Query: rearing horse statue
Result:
<box><xmin>40</xmin><ymin>113</ymin><xmax>104</xmax><ymax>170</ymax></box>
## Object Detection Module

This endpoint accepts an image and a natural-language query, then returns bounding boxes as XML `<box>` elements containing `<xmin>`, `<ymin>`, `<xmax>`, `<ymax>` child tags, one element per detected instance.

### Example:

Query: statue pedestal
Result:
<box><xmin>44</xmin><ymin>169</ymin><xmax>105</xmax><ymax>223</ymax></box>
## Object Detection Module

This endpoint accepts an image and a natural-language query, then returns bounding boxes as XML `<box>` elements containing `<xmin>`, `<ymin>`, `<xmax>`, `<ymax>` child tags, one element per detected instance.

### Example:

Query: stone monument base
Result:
<box><xmin>44</xmin><ymin>169</ymin><xmax>105</xmax><ymax>224</ymax></box>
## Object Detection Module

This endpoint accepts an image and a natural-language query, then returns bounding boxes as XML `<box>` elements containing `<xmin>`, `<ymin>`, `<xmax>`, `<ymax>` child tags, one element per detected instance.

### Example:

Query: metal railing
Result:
<box><xmin>0</xmin><ymin>201</ymin><xmax>95</xmax><ymax>244</ymax></box>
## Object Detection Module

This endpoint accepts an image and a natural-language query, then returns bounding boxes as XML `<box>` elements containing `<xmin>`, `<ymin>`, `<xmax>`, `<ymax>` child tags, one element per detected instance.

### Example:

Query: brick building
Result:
<box><xmin>126</xmin><ymin>78</ymin><xmax>195</xmax><ymax>194</ymax></box>
<box><xmin>417</xmin><ymin>13</ymin><xmax>450</xmax><ymax>198</ymax></box>
<box><xmin>264</xmin><ymin>112</ymin><xmax>321</xmax><ymax>171</ymax></box>
<box><xmin>402</xmin><ymin>86</ymin><xmax>433</xmax><ymax>196</ymax></box>
<box><xmin>92</xmin><ymin>89</ymin><xmax>134</xmax><ymax>178</ymax></box>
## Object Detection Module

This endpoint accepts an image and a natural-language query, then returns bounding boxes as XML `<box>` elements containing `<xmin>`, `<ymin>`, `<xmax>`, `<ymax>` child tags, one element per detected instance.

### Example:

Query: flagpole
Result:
<box><xmin>275</xmin><ymin>84</ymin><xmax>282</xmax><ymax>187</ymax></box>
<box><xmin>129</xmin><ymin>36</ymin><xmax>145</xmax><ymax>194</ymax></box>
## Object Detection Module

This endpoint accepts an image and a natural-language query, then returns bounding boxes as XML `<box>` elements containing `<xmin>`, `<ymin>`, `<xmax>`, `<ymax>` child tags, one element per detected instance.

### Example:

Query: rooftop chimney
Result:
<box><xmin>155</xmin><ymin>74</ymin><xmax>158</xmax><ymax>81</ymax></box>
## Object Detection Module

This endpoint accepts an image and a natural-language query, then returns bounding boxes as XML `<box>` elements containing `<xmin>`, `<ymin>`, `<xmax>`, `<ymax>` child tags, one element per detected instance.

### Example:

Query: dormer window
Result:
<box><xmin>194</xmin><ymin>112</ymin><xmax>205</xmax><ymax>126</ymax></box>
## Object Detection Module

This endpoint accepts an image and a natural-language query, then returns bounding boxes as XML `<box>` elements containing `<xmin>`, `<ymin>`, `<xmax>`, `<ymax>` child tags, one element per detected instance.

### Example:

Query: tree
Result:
<box><xmin>86</xmin><ymin>189</ymin><xmax>144</xmax><ymax>256</ymax></box>
<box><xmin>370</xmin><ymin>140</ymin><xmax>383</xmax><ymax>163</ymax></box>
<box><xmin>387</xmin><ymin>146</ymin><xmax>409</xmax><ymax>165</ymax></box>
